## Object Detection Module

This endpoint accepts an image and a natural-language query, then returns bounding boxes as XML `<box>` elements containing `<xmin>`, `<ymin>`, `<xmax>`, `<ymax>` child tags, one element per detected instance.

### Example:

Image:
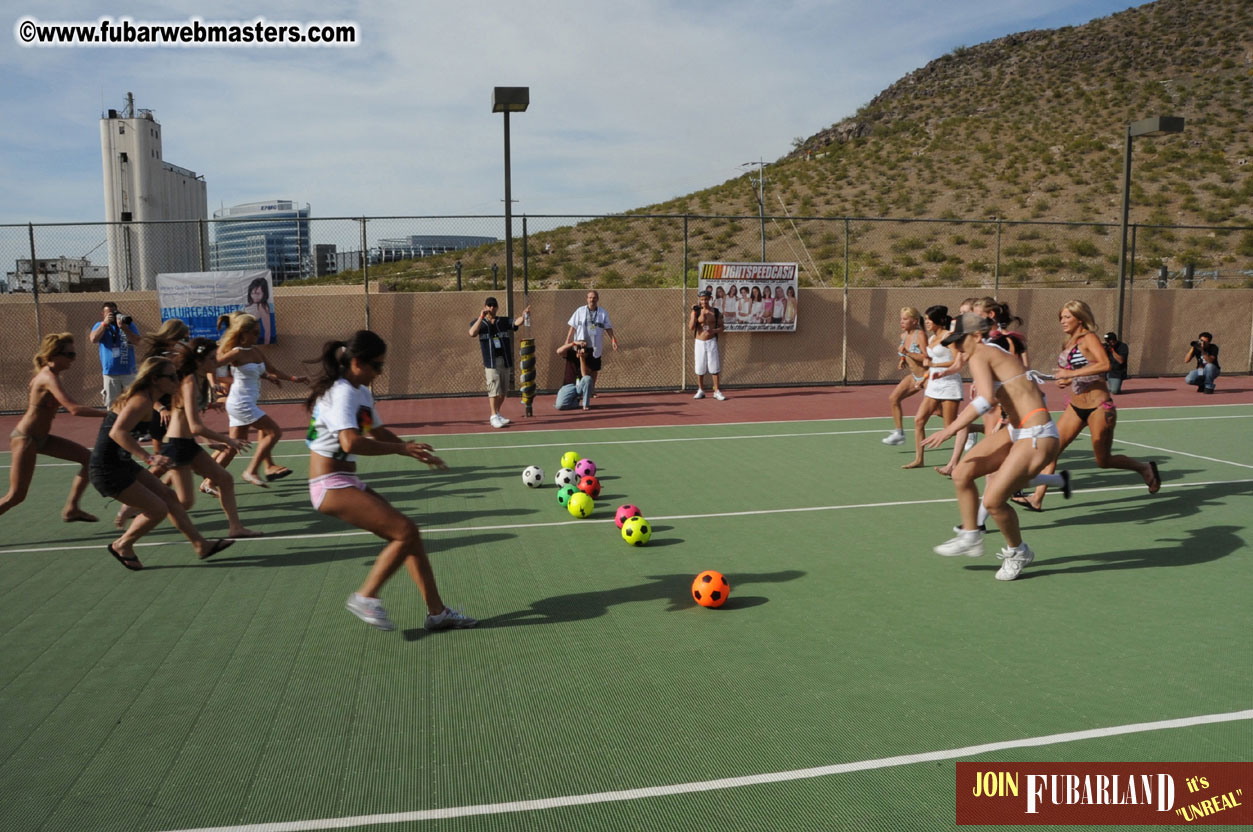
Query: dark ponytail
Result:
<box><xmin>305</xmin><ymin>330</ymin><xmax>387</xmax><ymax>410</ymax></box>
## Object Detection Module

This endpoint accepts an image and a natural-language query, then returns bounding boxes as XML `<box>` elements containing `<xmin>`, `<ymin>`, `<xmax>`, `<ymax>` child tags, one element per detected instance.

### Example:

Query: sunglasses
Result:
<box><xmin>58</xmin><ymin>351</ymin><xmax>77</xmax><ymax>358</ymax></box>
<box><xmin>156</xmin><ymin>373</ymin><xmax>179</xmax><ymax>381</ymax></box>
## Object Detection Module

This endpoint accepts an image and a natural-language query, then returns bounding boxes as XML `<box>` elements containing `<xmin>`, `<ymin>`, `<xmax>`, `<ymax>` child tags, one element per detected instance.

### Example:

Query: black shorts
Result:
<box><xmin>89</xmin><ymin>460</ymin><xmax>142</xmax><ymax>499</ymax></box>
<box><xmin>586</xmin><ymin>353</ymin><xmax>603</xmax><ymax>373</ymax></box>
<box><xmin>160</xmin><ymin>437</ymin><xmax>204</xmax><ymax>468</ymax></box>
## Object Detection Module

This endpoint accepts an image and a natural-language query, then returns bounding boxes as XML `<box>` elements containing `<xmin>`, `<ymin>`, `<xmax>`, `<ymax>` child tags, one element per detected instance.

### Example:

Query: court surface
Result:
<box><xmin>1</xmin><ymin>397</ymin><xmax>1250</xmax><ymax>831</ymax></box>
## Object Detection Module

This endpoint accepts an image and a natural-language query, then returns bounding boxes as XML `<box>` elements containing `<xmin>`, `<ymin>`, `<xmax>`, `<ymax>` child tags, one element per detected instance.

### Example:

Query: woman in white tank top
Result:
<box><xmin>902</xmin><ymin>306</ymin><xmax>963</xmax><ymax>469</ymax></box>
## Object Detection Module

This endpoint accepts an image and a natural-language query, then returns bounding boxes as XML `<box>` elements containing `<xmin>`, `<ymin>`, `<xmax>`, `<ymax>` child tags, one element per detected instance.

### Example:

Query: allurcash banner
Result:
<box><xmin>156</xmin><ymin>270</ymin><xmax>277</xmax><ymax>343</ymax></box>
<box><xmin>696</xmin><ymin>261</ymin><xmax>797</xmax><ymax>332</ymax></box>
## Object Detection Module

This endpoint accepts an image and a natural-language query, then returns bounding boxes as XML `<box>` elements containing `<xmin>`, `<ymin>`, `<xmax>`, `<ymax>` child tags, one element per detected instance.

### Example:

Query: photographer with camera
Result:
<box><xmin>470</xmin><ymin>296</ymin><xmax>529</xmax><ymax>428</ymax></box>
<box><xmin>1103</xmin><ymin>332</ymin><xmax>1129</xmax><ymax>395</ymax></box>
<box><xmin>89</xmin><ymin>301</ymin><xmax>142</xmax><ymax>407</ymax></box>
<box><xmin>553</xmin><ymin>339</ymin><xmax>594</xmax><ymax>411</ymax></box>
<box><xmin>1184</xmin><ymin>331</ymin><xmax>1220</xmax><ymax>394</ymax></box>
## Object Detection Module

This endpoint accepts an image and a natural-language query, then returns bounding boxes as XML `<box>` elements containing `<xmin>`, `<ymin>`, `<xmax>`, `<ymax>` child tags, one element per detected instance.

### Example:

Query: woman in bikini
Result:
<box><xmin>89</xmin><ymin>357</ymin><xmax>235</xmax><ymax>570</ymax></box>
<box><xmin>882</xmin><ymin>307</ymin><xmax>927</xmax><ymax>446</ymax></box>
<box><xmin>1016</xmin><ymin>300</ymin><xmax>1159</xmax><ymax>511</ymax></box>
<box><xmin>0</xmin><ymin>333</ymin><xmax>107</xmax><ymax>523</ymax></box>
<box><xmin>923</xmin><ymin>313</ymin><xmax>1068</xmax><ymax>581</ymax></box>
<box><xmin>159</xmin><ymin>339</ymin><xmax>261</xmax><ymax>538</ymax></box>
<box><xmin>903</xmin><ymin>306</ymin><xmax>963</xmax><ymax>469</ymax></box>
<box><xmin>205</xmin><ymin>314</ymin><xmax>308</xmax><ymax>491</ymax></box>
<box><xmin>305</xmin><ymin>330</ymin><xmax>475</xmax><ymax>633</ymax></box>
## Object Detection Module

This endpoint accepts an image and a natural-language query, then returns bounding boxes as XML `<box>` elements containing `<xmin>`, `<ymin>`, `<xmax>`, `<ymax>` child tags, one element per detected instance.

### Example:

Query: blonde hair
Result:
<box><xmin>972</xmin><ymin>296</ymin><xmax>997</xmax><ymax>314</ymax></box>
<box><xmin>142</xmin><ymin>318</ymin><xmax>190</xmax><ymax>360</ymax></box>
<box><xmin>219</xmin><ymin>313</ymin><xmax>259</xmax><ymax>354</ymax></box>
<box><xmin>112</xmin><ymin>357</ymin><xmax>175</xmax><ymax>413</ymax></box>
<box><xmin>33</xmin><ymin>332</ymin><xmax>74</xmax><ymax>373</ymax></box>
<box><xmin>901</xmin><ymin>307</ymin><xmax>921</xmax><ymax>324</ymax></box>
<box><xmin>1060</xmin><ymin>299</ymin><xmax>1097</xmax><ymax>334</ymax></box>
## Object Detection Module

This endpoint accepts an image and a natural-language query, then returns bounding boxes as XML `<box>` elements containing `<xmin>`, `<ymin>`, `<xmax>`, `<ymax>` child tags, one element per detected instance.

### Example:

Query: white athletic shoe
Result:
<box><xmin>425</xmin><ymin>606</ymin><xmax>478</xmax><ymax>631</ymax></box>
<box><xmin>995</xmin><ymin>543</ymin><xmax>1035</xmax><ymax>581</ymax></box>
<box><xmin>489</xmin><ymin>414</ymin><xmax>505</xmax><ymax>429</ymax></box>
<box><xmin>497</xmin><ymin>415</ymin><xmax>511</xmax><ymax>426</ymax></box>
<box><xmin>346</xmin><ymin>593</ymin><xmax>394</xmax><ymax>631</ymax></box>
<box><xmin>882</xmin><ymin>430</ymin><xmax>905</xmax><ymax>446</ymax></box>
<box><xmin>934</xmin><ymin>531</ymin><xmax>984</xmax><ymax>557</ymax></box>
<box><xmin>693</xmin><ymin>390</ymin><xmax>705</xmax><ymax>399</ymax></box>
<box><xmin>964</xmin><ymin>435</ymin><xmax>977</xmax><ymax>452</ymax></box>
<box><xmin>713</xmin><ymin>390</ymin><xmax>726</xmax><ymax>401</ymax></box>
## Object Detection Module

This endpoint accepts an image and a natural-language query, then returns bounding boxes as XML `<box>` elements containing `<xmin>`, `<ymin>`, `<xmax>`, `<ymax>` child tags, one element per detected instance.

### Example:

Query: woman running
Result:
<box><xmin>883</xmin><ymin>307</ymin><xmax>928</xmax><ymax>446</ymax></box>
<box><xmin>160</xmin><ymin>339</ymin><xmax>261</xmax><ymax>538</ymax></box>
<box><xmin>924</xmin><ymin>313</ymin><xmax>1069</xmax><ymax>581</ymax></box>
<box><xmin>0</xmin><ymin>333</ymin><xmax>107</xmax><ymax>523</ymax></box>
<box><xmin>903</xmin><ymin>306</ymin><xmax>963</xmax><ymax>469</ymax></box>
<box><xmin>207</xmin><ymin>313</ymin><xmax>308</xmax><ymax>490</ymax></box>
<box><xmin>90</xmin><ymin>357</ymin><xmax>235</xmax><ymax>570</ymax></box>
<box><xmin>1016</xmin><ymin>300</ymin><xmax>1160</xmax><ymax>511</ymax></box>
<box><xmin>305</xmin><ymin>330</ymin><xmax>475</xmax><ymax>632</ymax></box>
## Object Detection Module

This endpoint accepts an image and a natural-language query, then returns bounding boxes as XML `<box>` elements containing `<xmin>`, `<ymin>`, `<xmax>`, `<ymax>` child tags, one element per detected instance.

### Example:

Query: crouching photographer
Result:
<box><xmin>1183</xmin><ymin>331</ymin><xmax>1220</xmax><ymax>394</ymax></box>
<box><xmin>554</xmin><ymin>339</ymin><xmax>594</xmax><ymax>411</ymax></box>
<box><xmin>1103</xmin><ymin>332</ymin><xmax>1129</xmax><ymax>394</ymax></box>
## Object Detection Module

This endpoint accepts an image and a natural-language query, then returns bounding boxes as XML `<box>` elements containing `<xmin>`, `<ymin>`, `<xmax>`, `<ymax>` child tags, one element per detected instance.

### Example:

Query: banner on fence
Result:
<box><xmin>697</xmin><ymin>261</ymin><xmax>797</xmax><ymax>331</ymax></box>
<box><xmin>156</xmin><ymin>270</ymin><xmax>277</xmax><ymax>343</ymax></box>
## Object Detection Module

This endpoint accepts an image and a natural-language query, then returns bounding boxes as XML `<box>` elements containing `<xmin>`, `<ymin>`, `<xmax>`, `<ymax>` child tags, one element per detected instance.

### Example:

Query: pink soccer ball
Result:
<box><xmin>575</xmin><ymin>459</ymin><xmax>597</xmax><ymax>478</ymax></box>
<box><xmin>615</xmin><ymin>504</ymin><xmax>641</xmax><ymax>529</ymax></box>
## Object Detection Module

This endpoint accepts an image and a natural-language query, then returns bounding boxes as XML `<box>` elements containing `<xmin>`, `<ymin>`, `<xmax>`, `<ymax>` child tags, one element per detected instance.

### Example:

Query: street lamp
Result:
<box><xmin>740</xmin><ymin>159</ymin><xmax>769</xmax><ymax>262</ymax></box>
<box><xmin>1115</xmin><ymin>115</ymin><xmax>1184</xmax><ymax>338</ymax></box>
<box><xmin>492</xmin><ymin>86</ymin><xmax>529</xmax><ymax>324</ymax></box>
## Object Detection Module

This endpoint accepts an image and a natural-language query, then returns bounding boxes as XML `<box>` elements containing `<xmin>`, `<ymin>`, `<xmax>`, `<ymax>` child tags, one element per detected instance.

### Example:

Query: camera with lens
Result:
<box><xmin>111</xmin><ymin>310</ymin><xmax>132</xmax><ymax>326</ymax></box>
<box><xmin>1190</xmin><ymin>340</ymin><xmax>1201</xmax><ymax>349</ymax></box>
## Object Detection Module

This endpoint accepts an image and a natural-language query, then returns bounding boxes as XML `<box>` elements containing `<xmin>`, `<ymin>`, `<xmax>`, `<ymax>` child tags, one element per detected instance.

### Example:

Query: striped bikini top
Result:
<box><xmin>1058</xmin><ymin>341</ymin><xmax>1103</xmax><ymax>394</ymax></box>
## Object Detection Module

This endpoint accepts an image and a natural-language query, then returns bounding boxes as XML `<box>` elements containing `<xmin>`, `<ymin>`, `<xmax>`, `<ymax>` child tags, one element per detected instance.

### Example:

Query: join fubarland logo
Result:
<box><xmin>955</xmin><ymin>762</ymin><xmax>1251</xmax><ymax>825</ymax></box>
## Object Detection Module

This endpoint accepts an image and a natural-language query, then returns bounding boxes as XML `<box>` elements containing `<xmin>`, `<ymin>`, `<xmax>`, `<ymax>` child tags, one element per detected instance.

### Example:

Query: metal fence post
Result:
<box><xmin>492</xmin><ymin>264</ymin><xmax>499</xmax><ymax>290</ymax></box>
<box><xmin>28</xmin><ymin>223</ymin><xmax>43</xmax><ymax>338</ymax></box>
<box><xmin>842</xmin><ymin>218</ymin><xmax>850</xmax><ymax>385</ymax></box>
<box><xmin>360</xmin><ymin>218</ymin><xmax>370</xmax><ymax>330</ymax></box>
<box><xmin>682</xmin><ymin>214</ymin><xmax>689</xmax><ymax>392</ymax></box>
<box><xmin>1127</xmin><ymin>224</ymin><xmax>1138</xmax><ymax>326</ymax></box>
<box><xmin>993</xmin><ymin>219</ymin><xmax>1002</xmax><ymax>295</ymax></box>
<box><xmin>455</xmin><ymin>260</ymin><xmax>462</xmax><ymax>291</ymax></box>
<box><xmin>522</xmin><ymin>215</ymin><xmax>529</xmax><ymax>296</ymax></box>
<box><xmin>198</xmin><ymin>219</ymin><xmax>208</xmax><ymax>270</ymax></box>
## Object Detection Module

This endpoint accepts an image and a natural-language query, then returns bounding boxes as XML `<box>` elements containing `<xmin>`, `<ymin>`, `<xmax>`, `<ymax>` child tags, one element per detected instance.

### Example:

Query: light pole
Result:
<box><xmin>492</xmin><ymin>86</ymin><xmax>529</xmax><ymax>323</ymax></box>
<box><xmin>1115</xmin><ymin>115</ymin><xmax>1184</xmax><ymax>338</ymax></box>
<box><xmin>741</xmin><ymin>159</ymin><xmax>768</xmax><ymax>262</ymax></box>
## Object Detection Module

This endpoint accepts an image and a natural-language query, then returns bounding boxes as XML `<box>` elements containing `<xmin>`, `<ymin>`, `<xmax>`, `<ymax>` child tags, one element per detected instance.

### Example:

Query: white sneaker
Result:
<box><xmin>425</xmin><ymin>606</ymin><xmax>478</xmax><ymax>631</ymax></box>
<box><xmin>882</xmin><ymin>430</ymin><xmax>905</xmax><ymax>445</ymax></box>
<box><xmin>713</xmin><ymin>390</ymin><xmax>726</xmax><ymax>401</ymax></box>
<box><xmin>497</xmin><ymin>415</ymin><xmax>511</xmax><ymax>425</ymax></box>
<box><xmin>489</xmin><ymin>414</ymin><xmax>505</xmax><ymax>429</ymax></box>
<box><xmin>346</xmin><ymin>593</ymin><xmax>394</xmax><ymax>631</ymax></box>
<box><xmin>693</xmin><ymin>390</ymin><xmax>705</xmax><ymax>399</ymax></box>
<box><xmin>995</xmin><ymin>543</ymin><xmax>1035</xmax><ymax>581</ymax></box>
<box><xmin>934</xmin><ymin>531</ymin><xmax>984</xmax><ymax>557</ymax></box>
<box><xmin>964</xmin><ymin>435</ymin><xmax>977</xmax><ymax>452</ymax></box>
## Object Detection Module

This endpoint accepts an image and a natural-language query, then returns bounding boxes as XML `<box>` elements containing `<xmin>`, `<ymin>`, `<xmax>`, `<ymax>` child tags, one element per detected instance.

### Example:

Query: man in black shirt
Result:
<box><xmin>469</xmin><ymin>296</ymin><xmax>529</xmax><ymax>427</ymax></box>
<box><xmin>1183</xmin><ymin>331</ymin><xmax>1220</xmax><ymax>394</ymax></box>
<box><xmin>1103</xmin><ymin>332</ymin><xmax>1129</xmax><ymax>395</ymax></box>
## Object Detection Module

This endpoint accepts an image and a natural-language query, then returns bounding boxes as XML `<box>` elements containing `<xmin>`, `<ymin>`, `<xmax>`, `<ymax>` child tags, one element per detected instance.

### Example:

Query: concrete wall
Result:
<box><xmin>2</xmin><ymin>286</ymin><xmax>1249</xmax><ymax>411</ymax></box>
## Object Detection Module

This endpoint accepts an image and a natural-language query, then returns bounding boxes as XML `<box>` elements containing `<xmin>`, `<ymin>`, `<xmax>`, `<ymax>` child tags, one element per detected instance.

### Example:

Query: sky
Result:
<box><xmin>1</xmin><ymin>0</ymin><xmax>1154</xmax><ymax>226</ymax></box>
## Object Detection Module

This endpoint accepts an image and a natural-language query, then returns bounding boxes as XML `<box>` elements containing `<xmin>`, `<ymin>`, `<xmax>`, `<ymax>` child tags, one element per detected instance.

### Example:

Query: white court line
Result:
<box><xmin>9</xmin><ymin>414</ymin><xmax>1253</xmax><ymax>467</ymax></box>
<box><xmin>1114</xmin><ymin>440</ymin><xmax>1253</xmax><ymax>470</ymax></box>
<box><xmin>3</xmin><ymin>477</ymin><xmax>1248</xmax><ymax>557</ymax></box>
<box><xmin>156</xmin><ymin>708</ymin><xmax>1253</xmax><ymax>832</ymax></box>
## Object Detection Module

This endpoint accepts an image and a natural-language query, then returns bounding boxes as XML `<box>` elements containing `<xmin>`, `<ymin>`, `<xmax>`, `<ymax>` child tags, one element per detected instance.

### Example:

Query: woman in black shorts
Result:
<box><xmin>160</xmin><ymin>339</ymin><xmax>261</xmax><ymax>538</ymax></box>
<box><xmin>90</xmin><ymin>357</ymin><xmax>235</xmax><ymax>570</ymax></box>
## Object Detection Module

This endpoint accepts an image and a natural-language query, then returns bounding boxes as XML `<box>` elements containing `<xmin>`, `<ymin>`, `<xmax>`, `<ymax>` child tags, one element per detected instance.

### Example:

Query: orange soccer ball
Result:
<box><xmin>691</xmin><ymin>570</ymin><xmax>730</xmax><ymax>608</ymax></box>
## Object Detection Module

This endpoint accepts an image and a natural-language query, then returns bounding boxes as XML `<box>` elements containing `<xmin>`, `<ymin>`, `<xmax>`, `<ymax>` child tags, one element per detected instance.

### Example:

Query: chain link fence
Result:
<box><xmin>3</xmin><ymin>215</ymin><xmax>1250</xmax><ymax>411</ymax></box>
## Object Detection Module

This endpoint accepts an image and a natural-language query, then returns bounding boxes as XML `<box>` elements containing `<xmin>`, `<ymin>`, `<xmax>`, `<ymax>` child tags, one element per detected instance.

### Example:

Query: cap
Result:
<box><xmin>697</xmin><ymin>289</ymin><xmax>712</xmax><ymax>298</ymax></box>
<box><xmin>941</xmin><ymin>312</ymin><xmax>992</xmax><ymax>346</ymax></box>
<box><xmin>484</xmin><ymin>296</ymin><xmax>499</xmax><ymax>307</ymax></box>
<box><xmin>1105</xmin><ymin>332</ymin><xmax>1118</xmax><ymax>341</ymax></box>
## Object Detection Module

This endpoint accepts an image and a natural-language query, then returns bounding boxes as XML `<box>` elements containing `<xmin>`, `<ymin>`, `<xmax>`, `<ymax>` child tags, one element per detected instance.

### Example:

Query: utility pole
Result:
<box><xmin>741</xmin><ymin>158</ymin><xmax>769</xmax><ymax>262</ymax></box>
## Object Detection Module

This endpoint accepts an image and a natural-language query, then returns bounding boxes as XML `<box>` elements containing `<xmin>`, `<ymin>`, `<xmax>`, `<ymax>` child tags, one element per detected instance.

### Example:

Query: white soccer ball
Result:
<box><xmin>522</xmin><ymin>465</ymin><xmax>544</xmax><ymax>487</ymax></box>
<box><xmin>554</xmin><ymin>467</ymin><xmax>577</xmax><ymax>487</ymax></box>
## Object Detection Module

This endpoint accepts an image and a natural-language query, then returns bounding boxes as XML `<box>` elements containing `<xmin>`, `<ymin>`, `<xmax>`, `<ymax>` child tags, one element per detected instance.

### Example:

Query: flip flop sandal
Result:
<box><xmin>241</xmin><ymin>472</ymin><xmax>269</xmax><ymax>488</ymax></box>
<box><xmin>1010</xmin><ymin>496</ymin><xmax>1043</xmax><ymax>512</ymax></box>
<box><xmin>265</xmin><ymin>468</ymin><xmax>293</xmax><ymax>482</ymax></box>
<box><xmin>63</xmin><ymin>511</ymin><xmax>99</xmax><ymax>523</ymax></box>
<box><xmin>108</xmin><ymin>544</ymin><xmax>143</xmax><ymax>571</ymax></box>
<box><xmin>199</xmin><ymin>538</ymin><xmax>235</xmax><ymax>560</ymax></box>
<box><xmin>1148</xmin><ymin>461</ymin><xmax>1161</xmax><ymax>494</ymax></box>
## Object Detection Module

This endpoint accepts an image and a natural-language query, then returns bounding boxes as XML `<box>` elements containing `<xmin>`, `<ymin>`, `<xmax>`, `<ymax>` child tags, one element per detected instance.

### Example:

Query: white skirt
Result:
<box><xmin>226</xmin><ymin>396</ymin><xmax>266</xmax><ymax>427</ymax></box>
<box><xmin>924</xmin><ymin>371</ymin><xmax>963</xmax><ymax>401</ymax></box>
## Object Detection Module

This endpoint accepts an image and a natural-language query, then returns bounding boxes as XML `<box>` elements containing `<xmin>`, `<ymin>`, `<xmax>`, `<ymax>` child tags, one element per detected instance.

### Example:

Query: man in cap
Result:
<box><xmin>470</xmin><ymin>296</ymin><xmax>529</xmax><ymax>428</ymax></box>
<box><xmin>689</xmin><ymin>288</ymin><xmax>726</xmax><ymax>400</ymax></box>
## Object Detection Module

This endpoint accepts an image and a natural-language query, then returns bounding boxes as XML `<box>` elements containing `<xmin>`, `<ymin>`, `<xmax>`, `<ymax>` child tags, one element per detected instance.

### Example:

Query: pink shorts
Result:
<box><xmin>309</xmin><ymin>471</ymin><xmax>366</xmax><ymax>510</ymax></box>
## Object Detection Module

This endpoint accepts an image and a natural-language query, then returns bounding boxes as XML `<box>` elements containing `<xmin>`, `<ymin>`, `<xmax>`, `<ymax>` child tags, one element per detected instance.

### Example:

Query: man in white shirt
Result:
<box><xmin>565</xmin><ymin>290</ymin><xmax>617</xmax><ymax>385</ymax></box>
